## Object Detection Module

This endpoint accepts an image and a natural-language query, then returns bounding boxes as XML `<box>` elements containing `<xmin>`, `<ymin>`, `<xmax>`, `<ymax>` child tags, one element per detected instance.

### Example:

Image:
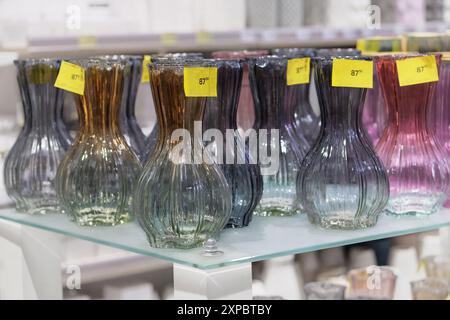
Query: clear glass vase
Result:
<box><xmin>143</xmin><ymin>53</ymin><xmax>204</xmax><ymax>163</ymax></box>
<box><xmin>4</xmin><ymin>59</ymin><xmax>71</xmax><ymax>214</ymax></box>
<box><xmin>56</xmin><ymin>58</ymin><xmax>142</xmax><ymax>226</ymax></box>
<box><xmin>134</xmin><ymin>58</ymin><xmax>232</xmax><ymax>249</ymax></box>
<box><xmin>202</xmin><ymin>59</ymin><xmax>263</xmax><ymax>228</ymax></box>
<box><xmin>375</xmin><ymin>54</ymin><xmax>450</xmax><ymax>216</ymax></box>
<box><xmin>248</xmin><ymin>56</ymin><xmax>309</xmax><ymax>216</ymax></box>
<box><xmin>212</xmin><ymin>50</ymin><xmax>268</xmax><ymax>132</ymax></box>
<box><xmin>297</xmin><ymin>56</ymin><xmax>389</xmax><ymax>229</ymax></box>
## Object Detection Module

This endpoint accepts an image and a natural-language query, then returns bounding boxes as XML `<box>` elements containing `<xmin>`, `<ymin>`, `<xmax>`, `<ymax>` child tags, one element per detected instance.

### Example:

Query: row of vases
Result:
<box><xmin>3</xmin><ymin>50</ymin><xmax>450</xmax><ymax>249</ymax></box>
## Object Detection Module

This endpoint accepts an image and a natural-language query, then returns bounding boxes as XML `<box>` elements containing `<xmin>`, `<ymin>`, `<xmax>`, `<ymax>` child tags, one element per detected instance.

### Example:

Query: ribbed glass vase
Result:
<box><xmin>134</xmin><ymin>59</ymin><xmax>232</xmax><ymax>249</ymax></box>
<box><xmin>143</xmin><ymin>53</ymin><xmax>204</xmax><ymax>162</ymax></box>
<box><xmin>249</xmin><ymin>56</ymin><xmax>309</xmax><ymax>216</ymax></box>
<box><xmin>56</xmin><ymin>58</ymin><xmax>142</xmax><ymax>226</ymax></box>
<box><xmin>212</xmin><ymin>50</ymin><xmax>268</xmax><ymax>132</ymax></box>
<box><xmin>202</xmin><ymin>59</ymin><xmax>263</xmax><ymax>228</ymax></box>
<box><xmin>375</xmin><ymin>54</ymin><xmax>450</xmax><ymax>216</ymax></box>
<box><xmin>431</xmin><ymin>59</ymin><xmax>450</xmax><ymax>207</ymax></box>
<box><xmin>297</xmin><ymin>56</ymin><xmax>389</xmax><ymax>229</ymax></box>
<box><xmin>4</xmin><ymin>59</ymin><xmax>71</xmax><ymax>214</ymax></box>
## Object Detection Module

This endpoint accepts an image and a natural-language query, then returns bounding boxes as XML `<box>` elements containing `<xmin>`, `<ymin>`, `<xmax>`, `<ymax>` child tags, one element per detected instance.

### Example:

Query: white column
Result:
<box><xmin>173</xmin><ymin>263</ymin><xmax>252</xmax><ymax>300</ymax></box>
<box><xmin>0</xmin><ymin>220</ymin><xmax>64</xmax><ymax>299</ymax></box>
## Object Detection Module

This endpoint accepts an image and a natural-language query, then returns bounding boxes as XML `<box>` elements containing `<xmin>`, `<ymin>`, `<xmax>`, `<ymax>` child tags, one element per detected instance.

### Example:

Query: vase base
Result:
<box><xmin>147</xmin><ymin>235</ymin><xmax>207</xmax><ymax>249</ymax></box>
<box><xmin>307</xmin><ymin>213</ymin><xmax>377</xmax><ymax>230</ymax></box>
<box><xmin>385</xmin><ymin>194</ymin><xmax>442</xmax><ymax>216</ymax></box>
<box><xmin>70</xmin><ymin>207</ymin><xmax>129</xmax><ymax>226</ymax></box>
<box><xmin>254</xmin><ymin>199</ymin><xmax>300</xmax><ymax>217</ymax></box>
<box><xmin>15</xmin><ymin>199</ymin><xmax>61</xmax><ymax>215</ymax></box>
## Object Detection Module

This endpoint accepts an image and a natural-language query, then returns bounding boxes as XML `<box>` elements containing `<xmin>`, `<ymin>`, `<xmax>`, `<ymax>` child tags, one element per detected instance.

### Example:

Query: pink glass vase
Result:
<box><xmin>431</xmin><ymin>59</ymin><xmax>450</xmax><ymax>207</ymax></box>
<box><xmin>212</xmin><ymin>50</ymin><xmax>268</xmax><ymax>131</ymax></box>
<box><xmin>375</xmin><ymin>54</ymin><xmax>450</xmax><ymax>216</ymax></box>
<box><xmin>362</xmin><ymin>67</ymin><xmax>386</xmax><ymax>147</ymax></box>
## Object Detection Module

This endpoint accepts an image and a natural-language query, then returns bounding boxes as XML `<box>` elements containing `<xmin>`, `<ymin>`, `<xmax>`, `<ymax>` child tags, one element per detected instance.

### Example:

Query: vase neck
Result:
<box><xmin>151</xmin><ymin>68</ymin><xmax>206</xmax><ymax>146</ymax></box>
<box><xmin>77</xmin><ymin>66</ymin><xmax>125</xmax><ymax>137</ymax></box>
<box><xmin>314</xmin><ymin>61</ymin><xmax>366</xmax><ymax>135</ymax></box>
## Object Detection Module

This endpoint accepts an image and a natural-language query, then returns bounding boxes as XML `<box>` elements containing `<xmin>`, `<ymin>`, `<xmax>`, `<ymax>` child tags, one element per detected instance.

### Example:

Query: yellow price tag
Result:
<box><xmin>161</xmin><ymin>33</ymin><xmax>177</xmax><ymax>45</ymax></box>
<box><xmin>78</xmin><ymin>36</ymin><xmax>97</xmax><ymax>48</ymax></box>
<box><xmin>141</xmin><ymin>55</ymin><xmax>152</xmax><ymax>83</ymax></box>
<box><xmin>332</xmin><ymin>58</ymin><xmax>373</xmax><ymax>89</ymax></box>
<box><xmin>54</xmin><ymin>61</ymin><xmax>85</xmax><ymax>95</ymax></box>
<box><xmin>286</xmin><ymin>58</ymin><xmax>310</xmax><ymax>86</ymax></box>
<box><xmin>183</xmin><ymin>67</ymin><xmax>217</xmax><ymax>97</ymax></box>
<box><xmin>396</xmin><ymin>55</ymin><xmax>439</xmax><ymax>87</ymax></box>
<box><xmin>196</xmin><ymin>32</ymin><xmax>212</xmax><ymax>44</ymax></box>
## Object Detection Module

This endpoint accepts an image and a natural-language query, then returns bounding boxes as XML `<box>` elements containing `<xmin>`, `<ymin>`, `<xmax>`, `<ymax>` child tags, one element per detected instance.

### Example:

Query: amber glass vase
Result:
<box><xmin>134</xmin><ymin>59</ymin><xmax>232</xmax><ymax>249</ymax></box>
<box><xmin>56</xmin><ymin>58</ymin><xmax>142</xmax><ymax>226</ymax></box>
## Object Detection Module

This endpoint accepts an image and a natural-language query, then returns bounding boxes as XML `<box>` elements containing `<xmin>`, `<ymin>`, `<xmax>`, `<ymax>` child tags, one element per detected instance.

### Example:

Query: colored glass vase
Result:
<box><xmin>362</xmin><ymin>64</ymin><xmax>385</xmax><ymax>146</ymax></box>
<box><xmin>56</xmin><ymin>58</ymin><xmax>142</xmax><ymax>226</ymax></box>
<box><xmin>375</xmin><ymin>54</ymin><xmax>450</xmax><ymax>216</ymax></box>
<box><xmin>119</xmin><ymin>55</ymin><xmax>147</xmax><ymax>161</ymax></box>
<box><xmin>134</xmin><ymin>59</ymin><xmax>231</xmax><ymax>249</ymax></box>
<box><xmin>297</xmin><ymin>56</ymin><xmax>389</xmax><ymax>229</ymax></box>
<box><xmin>202</xmin><ymin>59</ymin><xmax>263</xmax><ymax>228</ymax></box>
<box><xmin>431</xmin><ymin>59</ymin><xmax>450</xmax><ymax>207</ymax></box>
<box><xmin>143</xmin><ymin>53</ymin><xmax>204</xmax><ymax>162</ymax></box>
<box><xmin>4</xmin><ymin>59</ymin><xmax>71</xmax><ymax>214</ymax></box>
<box><xmin>271</xmin><ymin>48</ymin><xmax>319</xmax><ymax>146</ymax></box>
<box><xmin>248</xmin><ymin>56</ymin><xmax>309</xmax><ymax>216</ymax></box>
<box><xmin>212</xmin><ymin>50</ymin><xmax>268</xmax><ymax>132</ymax></box>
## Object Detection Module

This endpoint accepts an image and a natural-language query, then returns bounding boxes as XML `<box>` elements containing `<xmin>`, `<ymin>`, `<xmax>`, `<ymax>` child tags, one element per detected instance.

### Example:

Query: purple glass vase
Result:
<box><xmin>375</xmin><ymin>54</ymin><xmax>450</xmax><ymax>216</ymax></box>
<box><xmin>212</xmin><ymin>50</ymin><xmax>268</xmax><ymax>132</ymax></box>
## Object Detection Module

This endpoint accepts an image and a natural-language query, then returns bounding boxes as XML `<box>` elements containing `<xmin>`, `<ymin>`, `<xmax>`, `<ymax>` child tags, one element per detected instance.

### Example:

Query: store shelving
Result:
<box><xmin>0</xmin><ymin>205</ymin><xmax>449</xmax><ymax>270</ymax></box>
<box><xmin>7</xmin><ymin>22</ymin><xmax>450</xmax><ymax>58</ymax></box>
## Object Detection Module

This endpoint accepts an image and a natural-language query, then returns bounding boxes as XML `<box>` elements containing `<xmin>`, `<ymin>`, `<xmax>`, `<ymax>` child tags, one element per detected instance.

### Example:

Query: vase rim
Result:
<box><xmin>150</xmin><ymin>57</ymin><xmax>219</xmax><ymax>68</ymax></box>
<box><xmin>212</xmin><ymin>49</ymin><xmax>268</xmax><ymax>59</ymax></box>
<box><xmin>67</xmin><ymin>57</ymin><xmax>132</xmax><ymax>69</ymax></box>
<box><xmin>312</xmin><ymin>55</ymin><xmax>372</xmax><ymax>63</ymax></box>
<box><xmin>14</xmin><ymin>58</ymin><xmax>61</xmax><ymax>66</ymax></box>
<box><xmin>374</xmin><ymin>52</ymin><xmax>442</xmax><ymax>61</ymax></box>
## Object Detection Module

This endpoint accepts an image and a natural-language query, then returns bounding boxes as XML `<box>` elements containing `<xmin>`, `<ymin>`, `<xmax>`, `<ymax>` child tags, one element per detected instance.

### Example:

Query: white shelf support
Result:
<box><xmin>0</xmin><ymin>220</ymin><xmax>64</xmax><ymax>299</ymax></box>
<box><xmin>173</xmin><ymin>263</ymin><xmax>252</xmax><ymax>300</ymax></box>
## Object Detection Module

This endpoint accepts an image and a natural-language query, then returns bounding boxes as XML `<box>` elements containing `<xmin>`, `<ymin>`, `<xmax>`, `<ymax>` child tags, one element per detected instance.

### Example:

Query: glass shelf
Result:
<box><xmin>0</xmin><ymin>202</ymin><xmax>449</xmax><ymax>270</ymax></box>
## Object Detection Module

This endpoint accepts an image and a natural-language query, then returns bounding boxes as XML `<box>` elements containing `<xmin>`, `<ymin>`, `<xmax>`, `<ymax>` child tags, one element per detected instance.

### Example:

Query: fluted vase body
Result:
<box><xmin>375</xmin><ymin>54</ymin><xmax>450</xmax><ymax>216</ymax></box>
<box><xmin>134</xmin><ymin>59</ymin><xmax>232</xmax><ymax>249</ymax></box>
<box><xmin>4</xmin><ymin>59</ymin><xmax>71</xmax><ymax>214</ymax></box>
<box><xmin>297</xmin><ymin>56</ymin><xmax>389</xmax><ymax>229</ymax></box>
<box><xmin>56</xmin><ymin>58</ymin><xmax>142</xmax><ymax>226</ymax></box>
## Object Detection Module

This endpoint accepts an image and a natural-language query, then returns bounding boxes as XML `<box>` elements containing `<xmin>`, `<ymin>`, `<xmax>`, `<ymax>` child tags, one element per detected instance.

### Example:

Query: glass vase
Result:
<box><xmin>248</xmin><ymin>56</ymin><xmax>309</xmax><ymax>216</ymax></box>
<box><xmin>297</xmin><ymin>56</ymin><xmax>389</xmax><ymax>229</ymax></box>
<box><xmin>362</xmin><ymin>64</ymin><xmax>386</xmax><ymax>147</ymax></box>
<box><xmin>375</xmin><ymin>54</ymin><xmax>450</xmax><ymax>216</ymax></box>
<box><xmin>56</xmin><ymin>58</ymin><xmax>142</xmax><ymax>226</ymax></box>
<box><xmin>271</xmin><ymin>48</ymin><xmax>320</xmax><ymax>146</ymax></box>
<box><xmin>431</xmin><ymin>59</ymin><xmax>450</xmax><ymax>207</ymax></box>
<box><xmin>143</xmin><ymin>53</ymin><xmax>204</xmax><ymax>163</ymax></box>
<box><xmin>202</xmin><ymin>59</ymin><xmax>263</xmax><ymax>228</ymax></box>
<box><xmin>120</xmin><ymin>55</ymin><xmax>147</xmax><ymax>161</ymax></box>
<box><xmin>4</xmin><ymin>59</ymin><xmax>71</xmax><ymax>214</ymax></box>
<box><xmin>134</xmin><ymin>58</ymin><xmax>232</xmax><ymax>249</ymax></box>
<box><xmin>212</xmin><ymin>50</ymin><xmax>268</xmax><ymax>132</ymax></box>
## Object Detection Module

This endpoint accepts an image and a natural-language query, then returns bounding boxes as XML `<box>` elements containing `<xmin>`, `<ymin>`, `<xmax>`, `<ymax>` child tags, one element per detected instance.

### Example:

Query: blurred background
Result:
<box><xmin>0</xmin><ymin>0</ymin><xmax>449</xmax><ymax>300</ymax></box>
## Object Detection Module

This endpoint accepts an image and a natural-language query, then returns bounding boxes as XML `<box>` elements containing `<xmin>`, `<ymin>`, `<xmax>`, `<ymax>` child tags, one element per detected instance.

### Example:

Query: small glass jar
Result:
<box><xmin>410</xmin><ymin>278</ymin><xmax>449</xmax><ymax>300</ymax></box>
<box><xmin>347</xmin><ymin>266</ymin><xmax>397</xmax><ymax>300</ymax></box>
<box><xmin>303</xmin><ymin>282</ymin><xmax>346</xmax><ymax>300</ymax></box>
<box><xmin>422</xmin><ymin>255</ymin><xmax>450</xmax><ymax>281</ymax></box>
